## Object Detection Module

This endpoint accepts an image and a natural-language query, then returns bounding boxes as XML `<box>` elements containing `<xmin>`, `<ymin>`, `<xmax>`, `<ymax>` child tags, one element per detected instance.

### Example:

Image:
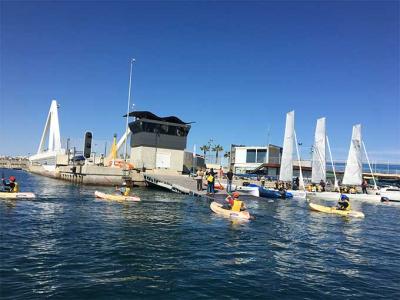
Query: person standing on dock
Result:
<box><xmin>226</xmin><ymin>169</ymin><xmax>233</xmax><ymax>193</ymax></box>
<box><xmin>206</xmin><ymin>169</ymin><xmax>215</xmax><ymax>195</ymax></box>
<box><xmin>295</xmin><ymin>177</ymin><xmax>300</xmax><ymax>190</ymax></box>
<box><xmin>362</xmin><ymin>179</ymin><xmax>368</xmax><ymax>194</ymax></box>
<box><xmin>219</xmin><ymin>167</ymin><xmax>224</xmax><ymax>179</ymax></box>
<box><xmin>195</xmin><ymin>169</ymin><xmax>204</xmax><ymax>191</ymax></box>
<box><xmin>319</xmin><ymin>179</ymin><xmax>326</xmax><ymax>192</ymax></box>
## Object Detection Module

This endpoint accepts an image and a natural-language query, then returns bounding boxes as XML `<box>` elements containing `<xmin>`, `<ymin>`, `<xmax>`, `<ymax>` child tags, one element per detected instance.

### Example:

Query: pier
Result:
<box><xmin>144</xmin><ymin>173</ymin><xmax>214</xmax><ymax>197</ymax></box>
<box><xmin>143</xmin><ymin>173</ymin><xmax>233</xmax><ymax>199</ymax></box>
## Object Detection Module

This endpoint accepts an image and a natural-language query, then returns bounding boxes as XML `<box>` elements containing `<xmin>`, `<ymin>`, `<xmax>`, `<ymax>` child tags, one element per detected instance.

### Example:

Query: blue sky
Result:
<box><xmin>1</xmin><ymin>1</ymin><xmax>399</xmax><ymax>162</ymax></box>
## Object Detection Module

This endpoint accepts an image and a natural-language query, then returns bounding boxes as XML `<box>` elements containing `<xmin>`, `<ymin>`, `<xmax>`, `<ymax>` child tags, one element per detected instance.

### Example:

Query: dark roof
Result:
<box><xmin>123</xmin><ymin>111</ymin><xmax>192</xmax><ymax>125</ymax></box>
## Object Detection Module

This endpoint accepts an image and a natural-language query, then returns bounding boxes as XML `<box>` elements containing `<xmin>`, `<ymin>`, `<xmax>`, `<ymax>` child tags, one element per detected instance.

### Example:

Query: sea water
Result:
<box><xmin>1</xmin><ymin>170</ymin><xmax>399</xmax><ymax>299</ymax></box>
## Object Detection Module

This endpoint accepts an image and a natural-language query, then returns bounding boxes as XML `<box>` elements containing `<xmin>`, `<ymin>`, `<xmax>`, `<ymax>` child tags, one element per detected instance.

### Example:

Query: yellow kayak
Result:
<box><xmin>0</xmin><ymin>192</ymin><xmax>36</xmax><ymax>199</ymax></box>
<box><xmin>210</xmin><ymin>201</ymin><xmax>251</xmax><ymax>220</ymax></box>
<box><xmin>309</xmin><ymin>203</ymin><xmax>365</xmax><ymax>218</ymax></box>
<box><xmin>94</xmin><ymin>191</ymin><xmax>140</xmax><ymax>202</ymax></box>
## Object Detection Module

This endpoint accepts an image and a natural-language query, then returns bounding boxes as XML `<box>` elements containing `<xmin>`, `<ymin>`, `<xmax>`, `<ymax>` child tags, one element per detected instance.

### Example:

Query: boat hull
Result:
<box><xmin>210</xmin><ymin>201</ymin><xmax>251</xmax><ymax>220</ymax></box>
<box><xmin>287</xmin><ymin>190</ymin><xmax>307</xmax><ymax>199</ymax></box>
<box><xmin>257</xmin><ymin>186</ymin><xmax>293</xmax><ymax>199</ymax></box>
<box><xmin>309</xmin><ymin>203</ymin><xmax>365</xmax><ymax>218</ymax></box>
<box><xmin>380</xmin><ymin>188</ymin><xmax>400</xmax><ymax>201</ymax></box>
<box><xmin>94</xmin><ymin>191</ymin><xmax>140</xmax><ymax>202</ymax></box>
<box><xmin>236</xmin><ymin>186</ymin><xmax>260</xmax><ymax>197</ymax></box>
<box><xmin>0</xmin><ymin>192</ymin><xmax>36</xmax><ymax>199</ymax></box>
<box><xmin>306</xmin><ymin>191</ymin><xmax>381</xmax><ymax>203</ymax></box>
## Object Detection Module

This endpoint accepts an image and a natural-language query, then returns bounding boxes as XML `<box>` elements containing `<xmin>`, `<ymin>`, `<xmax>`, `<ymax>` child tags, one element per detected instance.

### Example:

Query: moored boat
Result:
<box><xmin>236</xmin><ymin>185</ymin><xmax>260</xmax><ymax>197</ymax></box>
<box><xmin>380</xmin><ymin>186</ymin><xmax>400</xmax><ymax>202</ymax></box>
<box><xmin>258</xmin><ymin>186</ymin><xmax>293</xmax><ymax>199</ymax></box>
<box><xmin>306</xmin><ymin>191</ymin><xmax>381</xmax><ymax>203</ymax></box>
<box><xmin>286</xmin><ymin>190</ymin><xmax>307</xmax><ymax>199</ymax></box>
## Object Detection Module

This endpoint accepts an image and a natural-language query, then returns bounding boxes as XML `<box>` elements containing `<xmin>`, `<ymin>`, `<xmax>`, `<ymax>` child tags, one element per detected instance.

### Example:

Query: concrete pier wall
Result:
<box><xmin>29</xmin><ymin>164</ymin><xmax>146</xmax><ymax>186</ymax></box>
<box><xmin>29</xmin><ymin>165</ymin><xmax>58</xmax><ymax>178</ymax></box>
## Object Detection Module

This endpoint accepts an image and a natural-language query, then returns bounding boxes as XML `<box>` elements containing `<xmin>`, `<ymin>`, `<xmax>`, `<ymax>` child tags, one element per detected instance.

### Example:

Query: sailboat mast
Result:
<box><xmin>124</xmin><ymin>58</ymin><xmax>136</xmax><ymax>166</ymax></box>
<box><xmin>294</xmin><ymin>130</ymin><xmax>305</xmax><ymax>190</ymax></box>
<box><xmin>326</xmin><ymin>136</ymin><xmax>338</xmax><ymax>189</ymax></box>
<box><xmin>266</xmin><ymin>125</ymin><xmax>271</xmax><ymax>163</ymax></box>
<box><xmin>362</xmin><ymin>141</ymin><xmax>378</xmax><ymax>190</ymax></box>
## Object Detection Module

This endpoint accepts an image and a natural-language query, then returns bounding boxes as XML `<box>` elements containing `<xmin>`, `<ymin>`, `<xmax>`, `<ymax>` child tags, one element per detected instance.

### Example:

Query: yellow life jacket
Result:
<box><xmin>311</xmin><ymin>186</ymin><xmax>316</xmax><ymax>192</ymax></box>
<box><xmin>232</xmin><ymin>200</ymin><xmax>243</xmax><ymax>212</ymax></box>
<box><xmin>123</xmin><ymin>187</ymin><xmax>131</xmax><ymax>196</ymax></box>
<box><xmin>207</xmin><ymin>175</ymin><xmax>214</xmax><ymax>183</ymax></box>
<box><xmin>307</xmin><ymin>185</ymin><xmax>312</xmax><ymax>192</ymax></box>
<box><xmin>13</xmin><ymin>182</ymin><xmax>19</xmax><ymax>193</ymax></box>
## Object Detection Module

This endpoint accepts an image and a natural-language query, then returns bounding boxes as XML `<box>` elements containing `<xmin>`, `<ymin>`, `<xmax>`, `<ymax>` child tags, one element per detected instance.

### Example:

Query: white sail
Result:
<box><xmin>311</xmin><ymin>117</ymin><xmax>326</xmax><ymax>183</ymax></box>
<box><xmin>279</xmin><ymin>111</ymin><xmax>294</xmax><ymax>182</ymax></box>
<box><xmin>342</xmin><ymin>124</ymin><xmax>362</xmax><ymax>185</ymax></box>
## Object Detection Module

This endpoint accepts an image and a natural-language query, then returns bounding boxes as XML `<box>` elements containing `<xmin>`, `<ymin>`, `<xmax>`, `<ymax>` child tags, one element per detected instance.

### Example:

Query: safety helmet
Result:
<box><xmin>232</xmin><ymin>192</ymin><xmax>240</xmax><ymax>198</ymax></box>
<box><xmin>9</xmin><ymin>176</ymin><xmax>16</xmax><ymax>182</ymax></box>
<box><xmin>341</xmin><ymin>194</ymin><xmax>349</xmax><ymax>201</ymax></box>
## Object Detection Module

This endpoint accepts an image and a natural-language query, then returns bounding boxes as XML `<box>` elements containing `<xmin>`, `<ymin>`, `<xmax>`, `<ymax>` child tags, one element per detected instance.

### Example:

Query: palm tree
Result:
<box><xmin>200</xmin><ymin>145</ymin><xmax>210</xmax><ymax>162</ymax></box>
<box><xmin>224</xmin><ymin>151</ymin><xmax>231</xmax><ymax>168</ymax></box>
<box><xmin>223</xmin><ymin>151</ymin><xmax>230</xmax><ymax>159</ymax></box>
<box><xmin>212</xmin><ymin>145</ymin><xmax>223</xmax><ymax>164</ymax></box>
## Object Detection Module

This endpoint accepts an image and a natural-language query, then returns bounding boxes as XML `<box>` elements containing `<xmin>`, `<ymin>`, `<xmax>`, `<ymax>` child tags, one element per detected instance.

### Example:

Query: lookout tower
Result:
<box><xmin>126</xmin><ymin>111</ymin><xmax>191</xmax><ymax>173</ymax></box>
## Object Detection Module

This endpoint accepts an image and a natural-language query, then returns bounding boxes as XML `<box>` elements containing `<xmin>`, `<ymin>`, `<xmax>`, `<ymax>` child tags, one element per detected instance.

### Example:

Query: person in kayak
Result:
<box><xmin>1</xmin><ymin>176</ymin><xmax>18</xmax><ymax>192</ymax></box>
<box><xmin>223</xmin><ymin>192</ymin><xmax>245</xmax><ymax>211</ymax></box>
<box><xmin>115</xmin><ymin>182</ymin><xmax>131</xmax><ymax>196</ymax></box>
<box><xmin>337</xmin><ymin>194</ymin><xmax>351</xmax><ymax>211</ymax></box>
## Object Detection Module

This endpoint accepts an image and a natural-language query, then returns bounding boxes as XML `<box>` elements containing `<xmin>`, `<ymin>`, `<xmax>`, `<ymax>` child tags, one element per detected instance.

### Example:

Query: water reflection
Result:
<box><xmin>1</xmin><ymin>170</ymin><xmax>400</xmax><ymax>299</ymax></box>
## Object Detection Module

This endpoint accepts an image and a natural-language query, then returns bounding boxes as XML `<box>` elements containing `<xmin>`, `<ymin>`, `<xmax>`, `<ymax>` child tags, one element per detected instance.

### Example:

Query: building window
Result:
<box><xmin>129</xmin><ymin>121</ymin><xmax>190</xmax><ymax>137</ymax></box>
<box><xmin>246</xmin><ymin>149</ymin><xmax>256</xmax><ymax>163</ymax></box>
<box><xmin>257</xmin><ymin>149</ymin><xmax>267</xmax><ymax>163</ymax></box>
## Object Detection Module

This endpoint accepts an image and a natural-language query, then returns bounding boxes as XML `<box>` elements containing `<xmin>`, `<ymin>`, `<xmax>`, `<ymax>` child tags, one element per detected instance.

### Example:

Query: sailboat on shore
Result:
<box><xmin>309</xmin><ymin>117</ymin><xmax>338</xmax><ymax>189</ymax></box>
<box><xmin>260</xmin><ymin>111</ymin><xmax>306</xmax><ymax>199</ymax></box>
<box><xmin>307</xmin><ymin>124</ymin><xmax>381</xmax><ymax>203</ymax></box>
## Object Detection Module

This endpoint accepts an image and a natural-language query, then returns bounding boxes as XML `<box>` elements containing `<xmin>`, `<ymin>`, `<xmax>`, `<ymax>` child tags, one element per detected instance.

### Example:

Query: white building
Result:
<box><xmin>230</xmin><ymin>145</ymin><xmax>282</xmax><ymax>174</ymax></box>
<box><xmin>230</xmin><ymin>144</ymin><xmax>312</xmax><ymax>178</ymax></box>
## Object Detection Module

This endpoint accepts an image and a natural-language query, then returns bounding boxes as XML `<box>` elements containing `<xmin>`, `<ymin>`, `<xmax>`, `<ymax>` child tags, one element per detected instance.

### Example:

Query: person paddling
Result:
<box><xmin>115</xmin><ymin>182</ymin><xmax>131</xmax><ymax>196</ymax></box>
<box><xmin>223</xmin><ymin>192</ymin><xmax>245</xmax><ymax>211</ymax></box>
<box><xmin>1</xmin><ymin>176</ymin><xmax>19</xmax><ymax>193</ymax></box>
<box><xmin>337</xmin><ymin>194</ymin><xmax>351</xmax><ymax>211</ymax></box>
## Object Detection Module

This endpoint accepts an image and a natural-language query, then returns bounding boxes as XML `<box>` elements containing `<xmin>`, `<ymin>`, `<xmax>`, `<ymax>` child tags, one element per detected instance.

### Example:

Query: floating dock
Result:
<box><xmin>144</xmin><ymin>173</ymin><xmax>229</xmax><ymax>198</ymax></box>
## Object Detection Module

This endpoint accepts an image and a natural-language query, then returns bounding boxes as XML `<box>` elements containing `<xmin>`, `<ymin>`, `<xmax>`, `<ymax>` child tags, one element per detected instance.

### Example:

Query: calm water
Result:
<box><xmin>1</xmin><ymin>170</ymin><xmax>399</xmax><ymax>299</ymax></box>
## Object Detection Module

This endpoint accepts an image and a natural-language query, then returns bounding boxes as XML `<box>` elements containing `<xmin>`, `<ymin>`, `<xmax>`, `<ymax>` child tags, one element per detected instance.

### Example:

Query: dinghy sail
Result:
<box><xmin>311</xmin><ymin>117</ymin><xmax>326</xmax><ymax>183</ymax></box>
<box><xmin>342</xmin><ymin>124</ymin><xmax>362</xmax><ymax>185</ymax></box>
<box><xmin>279</xmin><ymin>111</ymin><xmax>294</xmax><ymax>182</ymax></box>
